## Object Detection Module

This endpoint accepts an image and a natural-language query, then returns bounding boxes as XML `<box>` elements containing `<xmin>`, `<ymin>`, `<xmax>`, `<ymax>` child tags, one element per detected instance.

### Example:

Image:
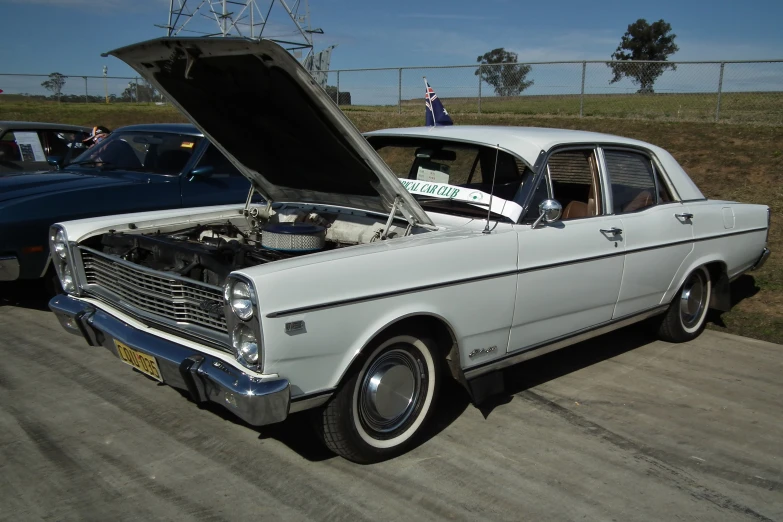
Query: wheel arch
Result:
<box><xmin>664</xmin><ymin>256</ymin><xmax>730</xmax><ymax>312</ymax></box>
<box><xmin>336</xmin><ymin>312</ymin><xmax>467</xmax><ymax>392</ymax></box>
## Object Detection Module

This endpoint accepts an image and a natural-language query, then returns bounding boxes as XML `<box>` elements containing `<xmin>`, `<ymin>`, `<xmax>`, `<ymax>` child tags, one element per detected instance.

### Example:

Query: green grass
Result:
<box><xmin>344</xmin><ymin>91</ymin><xmax>783</xmax><ymax>125</ymax></box>
<box><xmin>1</xmin><ymin>100</ymin><xmax>780</xmax><ymax>344</ymax></box>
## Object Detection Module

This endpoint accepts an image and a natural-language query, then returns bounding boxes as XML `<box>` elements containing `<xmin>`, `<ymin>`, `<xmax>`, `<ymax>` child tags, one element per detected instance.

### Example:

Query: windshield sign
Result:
<box><xmin>399</xmin><ymin>178</ymin><xmax>523</xmax><ymax>222</ymax></box>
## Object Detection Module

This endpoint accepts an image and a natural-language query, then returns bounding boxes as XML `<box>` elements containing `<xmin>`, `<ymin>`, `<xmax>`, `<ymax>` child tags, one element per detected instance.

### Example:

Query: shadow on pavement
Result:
<box><xmin>0</xmin><ymin>280</ymin><xmax>52</xmax><ymax>311</ymax></box>
<box><xmin>706</xmin><ymin>274</ymin><xmax>760</xmax><ymax>328</ymax></box>
<box><xmin>477</xmin><ymin>324</ymin><xmax>660</xmax><ymax>417</ymax></box>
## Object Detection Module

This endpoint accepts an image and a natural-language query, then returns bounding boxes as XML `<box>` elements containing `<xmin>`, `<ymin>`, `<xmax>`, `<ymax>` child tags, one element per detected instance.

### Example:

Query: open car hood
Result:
<box><xmin>107</xmin><ymin>38</ymin><xmax>433</xmax><ymax>227</ymax></box>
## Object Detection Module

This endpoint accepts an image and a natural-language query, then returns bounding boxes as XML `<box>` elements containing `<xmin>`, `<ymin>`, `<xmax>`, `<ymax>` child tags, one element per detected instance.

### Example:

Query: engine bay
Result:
<box><xmin>79</xmin><ymin>206</ymin><xmax>412</xmax><ymax>286</ymax></box>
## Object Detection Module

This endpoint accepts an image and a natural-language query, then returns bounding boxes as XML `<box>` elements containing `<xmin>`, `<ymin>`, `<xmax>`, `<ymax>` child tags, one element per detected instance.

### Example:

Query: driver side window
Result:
<box><xmin>544</xmin><ymin>148</ymin><xmax>602</xmax><ymax>221</ymax></box>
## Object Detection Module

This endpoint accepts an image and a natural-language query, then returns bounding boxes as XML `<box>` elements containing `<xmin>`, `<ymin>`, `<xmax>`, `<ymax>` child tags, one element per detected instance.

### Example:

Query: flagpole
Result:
<box><xmin>424</xmin><ymin>76</ymin><xmax>437</xmax><ymax>127</ymax></box>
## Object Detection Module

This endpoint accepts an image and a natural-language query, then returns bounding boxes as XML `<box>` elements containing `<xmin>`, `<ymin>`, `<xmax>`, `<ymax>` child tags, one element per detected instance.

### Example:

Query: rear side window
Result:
<box><xmin>604</xmin><ymin>150</ymin><xmax>670</xmax><ymax>213</ymax></box>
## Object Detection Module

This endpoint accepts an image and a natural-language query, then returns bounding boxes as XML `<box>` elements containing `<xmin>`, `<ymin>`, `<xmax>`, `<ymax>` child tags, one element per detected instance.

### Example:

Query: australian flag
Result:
<box><xmin>424</xmin><ymin>78</ymin><xmax>453</xmax><ymax>126</ymax></box>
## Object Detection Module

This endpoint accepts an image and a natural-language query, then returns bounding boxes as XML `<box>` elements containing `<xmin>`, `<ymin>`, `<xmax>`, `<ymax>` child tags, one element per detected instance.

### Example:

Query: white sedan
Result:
<box><xmin>49</xmin><ymin>37</ymin><xmax>771</xmax><ymax>463</ymax></box>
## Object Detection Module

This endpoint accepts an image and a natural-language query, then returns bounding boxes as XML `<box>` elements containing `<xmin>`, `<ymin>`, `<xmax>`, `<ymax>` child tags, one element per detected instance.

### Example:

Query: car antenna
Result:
<box><xmin>482</xmin><ymin>145</ymin><xmax>500</xmax><ymax>235</ymax></box>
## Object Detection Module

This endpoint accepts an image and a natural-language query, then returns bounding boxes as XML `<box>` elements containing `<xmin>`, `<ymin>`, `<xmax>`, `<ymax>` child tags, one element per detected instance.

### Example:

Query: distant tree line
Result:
<box><xmin>29</xmin><ymin>72</ymin><xmax>165</xmax><ymax>103</ymax></box>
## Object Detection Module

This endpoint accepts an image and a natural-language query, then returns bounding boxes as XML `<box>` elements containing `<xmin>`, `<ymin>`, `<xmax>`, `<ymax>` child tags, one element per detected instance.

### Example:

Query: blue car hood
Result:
<box><xmin>0</xmin><ymin>170</ymin><xmax>139</xmax><ymax>204</ymax></box>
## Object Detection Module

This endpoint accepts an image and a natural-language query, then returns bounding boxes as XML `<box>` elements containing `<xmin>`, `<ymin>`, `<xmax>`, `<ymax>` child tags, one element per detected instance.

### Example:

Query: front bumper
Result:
<box><xmin>49</xmin><ymin>294</ymin><xmax>290</xmax><ymax>427</ymax></box>
<box><xmin>0</xmin><ymin>255</ymin><xmax>20</xmax><ymax>281</ymax></box>
<box><xmin>751</xmin><ymin>247</ymin><xmax>771</xmax><ymax>271</ymax></box>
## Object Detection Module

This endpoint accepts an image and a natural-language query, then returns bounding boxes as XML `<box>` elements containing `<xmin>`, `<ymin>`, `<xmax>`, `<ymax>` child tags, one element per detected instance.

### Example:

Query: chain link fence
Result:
<box><xmin>324</xmin><ymin>60</ymin><xmax>783</xmax><ymax>125</ymax></box>
<box><xmin>0</xmin><ymin>73</ymin><xmax>165</xmax><ymax>103</ymax></box>
<box><xmin>2</xmin><ymin>60</ymin><xmax>781</xmax><ymax>124</ymax></box>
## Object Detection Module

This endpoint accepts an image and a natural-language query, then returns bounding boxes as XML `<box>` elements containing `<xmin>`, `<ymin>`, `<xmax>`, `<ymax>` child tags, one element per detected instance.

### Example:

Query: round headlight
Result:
<box><xmin>60</xmin><ymin>263</ymin><xmax>75</xmax><ymax>293</ymax></box>
<box><xmin>232</xmin><ymin>323</ymin><xmax>259</xmax><ymax>366</ymax></box>
<box><xmin>53</xmin><ymin>229</ymin><xmax>68</xmax><ymax>260</ymax></box>
<box><xmin>229</xmin><ymin>281</ymin><xmax>254</xmax><ymax>320</ymax></box>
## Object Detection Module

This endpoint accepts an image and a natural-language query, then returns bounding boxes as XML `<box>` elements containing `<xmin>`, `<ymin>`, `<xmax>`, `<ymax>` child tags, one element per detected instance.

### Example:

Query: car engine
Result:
<box><xmin>78</xmin><ymin>207</ymin><xmax>406</xmax><ymax>287</ymax></box>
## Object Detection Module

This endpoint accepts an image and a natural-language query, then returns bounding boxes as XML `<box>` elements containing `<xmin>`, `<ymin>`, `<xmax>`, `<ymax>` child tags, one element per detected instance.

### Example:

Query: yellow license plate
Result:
<box><xmin>114</xmin><ymin>340</ymin><xmax>163</xmax><ymax>382</ymax></box>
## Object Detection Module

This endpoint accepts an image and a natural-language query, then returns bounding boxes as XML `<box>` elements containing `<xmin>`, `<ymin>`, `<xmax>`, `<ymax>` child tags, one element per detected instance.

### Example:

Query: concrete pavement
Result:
<box><xmin>0</xmin><ymin>300</ymin><xmax>780</xmax><ymax>521</ymax></box>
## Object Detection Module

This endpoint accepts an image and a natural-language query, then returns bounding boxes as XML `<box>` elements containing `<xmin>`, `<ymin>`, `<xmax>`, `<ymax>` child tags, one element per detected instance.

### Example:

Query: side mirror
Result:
<box><xmin>188</xmin><ymin>165</ymin><xmax>214</xmax><ymax>181</ymax></box>
<box><xmin>47</xmin><ymin>156</ymin><xmax>64</xmax><ymax>170</ymax></box>
<box><xmin>531</xmin><ymin>199</ymin><xmax>562</xmax><ymax>228</ymax></box>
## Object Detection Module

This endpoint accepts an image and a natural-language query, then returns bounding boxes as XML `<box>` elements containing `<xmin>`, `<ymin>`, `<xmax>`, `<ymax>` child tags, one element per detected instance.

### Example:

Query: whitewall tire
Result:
<box><xmin>313</xmin><ymin>332</ymin><xmax>441</xmax><ymax>463</ymax></box>
<box><xmin>658</xmin><ymin>266</ymin><xmax>712</xmax><ymax>343</ymax></box>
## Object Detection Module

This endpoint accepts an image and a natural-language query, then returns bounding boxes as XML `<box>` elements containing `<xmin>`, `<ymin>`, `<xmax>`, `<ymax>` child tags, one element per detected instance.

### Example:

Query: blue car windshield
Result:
<box><xmin>66</xmin><ymin>131</ymin><xmax>202</xmax><ymax>175</ymax></box>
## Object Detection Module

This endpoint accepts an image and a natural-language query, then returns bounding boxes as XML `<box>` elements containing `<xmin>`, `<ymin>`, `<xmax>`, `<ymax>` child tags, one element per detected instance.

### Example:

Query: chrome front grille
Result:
<box><xmin>80</xmin><ymin>248</ymin><xmax>227</xmax><ymax>333</ymax></box>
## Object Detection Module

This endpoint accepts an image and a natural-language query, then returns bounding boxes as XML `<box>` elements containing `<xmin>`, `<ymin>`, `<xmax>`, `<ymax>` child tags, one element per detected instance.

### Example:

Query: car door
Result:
<box><xmin>0</xmin><ymin>130</ymin><xmax>51</xmax><ymax>172</ymax></box>
<box><xmin>180</xmin><ymin>143</ymin><xmax>252</xmax><ymax>206</ymax></box>
<box><xmin>507</xmin><ymin>147</ymin><xmax>625</xmax><ymax>352</ymax></box>
<box><xmin>603</xmin><ymin>148</ymin><xmax>694</xmax><ymax>318</ymax></box>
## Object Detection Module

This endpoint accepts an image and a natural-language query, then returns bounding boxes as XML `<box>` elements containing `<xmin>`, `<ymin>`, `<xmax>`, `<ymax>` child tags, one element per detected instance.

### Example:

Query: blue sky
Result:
<box><xmin>0</xmin><ymin>0</ymin><xmax>781</xmax><ymax>76</ymax></box>
<box><xmin>0</xmin><ymin>0</ymin><xmax>781</xmax><ymax>102</ymax></box>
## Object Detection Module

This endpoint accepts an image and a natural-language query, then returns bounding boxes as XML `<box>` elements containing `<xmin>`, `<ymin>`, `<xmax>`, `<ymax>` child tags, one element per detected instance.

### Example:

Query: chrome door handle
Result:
<box><xmin>675</xmin><ymin>213</ymin><xmax>694</xmax><ymax>219</ymax></box>
<box><xmin>600</xmin><ymin>227</ymin><xmax>623</xmax><ymax>235</ymax></box>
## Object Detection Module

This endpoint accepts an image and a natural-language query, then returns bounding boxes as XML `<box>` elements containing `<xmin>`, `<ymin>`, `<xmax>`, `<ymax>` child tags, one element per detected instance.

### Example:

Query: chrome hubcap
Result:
<box><xmin>680</xmin><ymin>271</ymin><xmax>707</xmax><ymax>328</ymax></box>
<box><xmin>359</xmin><ymin>348</ymin><xmax>423</xmax><ymax>435</ymax></box>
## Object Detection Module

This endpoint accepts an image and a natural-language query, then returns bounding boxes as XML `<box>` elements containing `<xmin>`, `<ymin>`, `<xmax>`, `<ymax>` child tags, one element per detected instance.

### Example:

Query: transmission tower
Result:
<box><xmin>158</xmin><ymin>0</ymin><xmax>324</xmax><ymax>59</ymax></box>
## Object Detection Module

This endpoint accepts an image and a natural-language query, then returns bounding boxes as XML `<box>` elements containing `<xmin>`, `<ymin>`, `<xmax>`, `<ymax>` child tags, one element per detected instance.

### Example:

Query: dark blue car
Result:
<box><xmin>0</xmin><ymin>123</ymin><xmax>250</xmax><ymax>287</ymax></box>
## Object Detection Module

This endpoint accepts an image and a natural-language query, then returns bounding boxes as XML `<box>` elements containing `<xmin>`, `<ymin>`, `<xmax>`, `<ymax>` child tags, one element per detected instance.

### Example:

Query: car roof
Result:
<box><xmin>0</xmin><ymin>121</ymin><xmax>92</xmax><ymax>133</ymax></box>
<box><xmin>115</xmin><ymin>123</ymin><xmax>203</xmax><ymax>136</ymax></box>
<box><xmin>366</xmin><ymin>125</ymin><xmax>659</xmax><ymax>167</ymax></box>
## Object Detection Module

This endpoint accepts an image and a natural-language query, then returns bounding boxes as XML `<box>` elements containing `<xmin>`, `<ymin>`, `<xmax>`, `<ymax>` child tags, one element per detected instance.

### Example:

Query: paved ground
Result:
<box><xmin>0</xmin><ymin>291</ymin><xmax>781</xmax><ymax>521</ymax></box>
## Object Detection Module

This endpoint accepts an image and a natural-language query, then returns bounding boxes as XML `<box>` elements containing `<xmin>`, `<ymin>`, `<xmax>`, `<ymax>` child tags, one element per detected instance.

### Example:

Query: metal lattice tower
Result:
<box><xmin>158</xmin><ymin>0</ymin><xmax>324</xmax><ymax>59</ymax></box>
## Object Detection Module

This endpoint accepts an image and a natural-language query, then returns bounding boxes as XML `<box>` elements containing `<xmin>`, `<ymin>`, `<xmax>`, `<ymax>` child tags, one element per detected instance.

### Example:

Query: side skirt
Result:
<box><xmin>464</xmin><ymin>305</ymin><xmax>669</xmax><ymax>383</ymax></box>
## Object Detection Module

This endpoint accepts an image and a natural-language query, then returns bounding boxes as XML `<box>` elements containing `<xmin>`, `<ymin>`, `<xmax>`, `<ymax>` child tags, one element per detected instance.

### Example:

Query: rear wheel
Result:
<box><xmin>313</xmin><ymin>332</ymin><xmax>441</xmax><ymax>463</ymax></box>
<box><xmin>658</xmin><ymin>266</ymin><xmax>712</xmax><ymax>342</ymax></box>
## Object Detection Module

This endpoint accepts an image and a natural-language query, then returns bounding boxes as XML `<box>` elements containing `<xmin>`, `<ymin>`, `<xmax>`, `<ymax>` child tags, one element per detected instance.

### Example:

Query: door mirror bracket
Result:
<box><xmin>188</xmin><ymin>164</ymin><xmax>214</xmax><ymax>181</ymax></box>
<box><xmin>531</xmin><ymin>199</ymin><xmax>562</xmax><ymax>229</ymax></box>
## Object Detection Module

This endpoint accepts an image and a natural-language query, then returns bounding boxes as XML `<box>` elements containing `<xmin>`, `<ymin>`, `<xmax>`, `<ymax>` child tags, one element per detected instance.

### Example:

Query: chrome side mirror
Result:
<box><xmin>531</xmin><ymin>199</ymin><xmax>562</xmax><ymax>228</ymax></box>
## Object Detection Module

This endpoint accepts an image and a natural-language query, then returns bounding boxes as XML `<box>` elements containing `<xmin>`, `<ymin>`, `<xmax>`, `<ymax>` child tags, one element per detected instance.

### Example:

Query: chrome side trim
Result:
<box><xmin>288</xmin><ymin>391</ymin><xmax>334</xmax><ymax>413</ymax></box>
<box><xmin>38</xmin><ymin>255</ymin><xmax>52</xmax><ymax>278</ymax></box>
<box><xmin>463</xmin><ymin>305</ymin><xmax>669</xmax><ymax>380</ymax></box>
<box><xmin>0</xmin><ymin>256</ymin><xmax>20</xmax><ymax>281</ymax></box>
<box><xmin>751</xmin><ymin>248</ymin><xmax>771</xmax><ymax>271</ymax></box>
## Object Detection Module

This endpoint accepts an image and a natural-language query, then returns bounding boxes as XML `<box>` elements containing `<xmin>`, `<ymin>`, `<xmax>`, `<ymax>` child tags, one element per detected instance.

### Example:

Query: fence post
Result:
<box><xmin>579</xmin><ymin>61</ymin><xmax>586</xmax><ymax>118</ymax></box>
<box><xmin>477</xmin><ymin>65</ymin><xmax>482</xmax><ymax>114</ymax></box>
<box><xmin>715</xmin><ymin>62</ymin><xmax>725</xmax><ymax>122</ymax></box>
<box><xmin>398</xmin><ymin>68</ymin><xmax>402</xmax><ymax>115</ymax></box>
<box><xmin>336</xmin><ymin>71</ymin><xmax>340</xmax><ymax>105</ymax></box>
<box><xmin>134</xmin><ymin>78</ymin><xmax>139</xmax><ymax>103</ymax></box>
<box><xmin>83</xmin><ymin>76</ymin><xmax>88</xmax><ymax>103</ymax></box>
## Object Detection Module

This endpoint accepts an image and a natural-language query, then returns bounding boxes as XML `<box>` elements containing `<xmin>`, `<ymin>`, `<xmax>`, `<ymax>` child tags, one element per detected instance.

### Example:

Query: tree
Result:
<box><xmin>120</xmin><ymin>81</ymin><xmax>161</xmax><ymax>102</ymax></box>
<box><xmin>41</xmin><ymin>72</ymin><xmax>67</xmax><ymax>102</ymax></box>
<box><xmin>475</xmin><ymin>48</ymin><xmax>533</xmax><ymax>97</ymax></box>
<box><xmin>609</xmin><ymin>19</ymin><xmax>679</xmax><ymax>94</ymax></box>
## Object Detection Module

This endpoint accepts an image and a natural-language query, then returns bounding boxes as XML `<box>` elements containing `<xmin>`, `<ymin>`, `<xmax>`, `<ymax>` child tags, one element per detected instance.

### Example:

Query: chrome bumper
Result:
<box><xmin>0</xmin><ymin>256</ymin><xmax>20</xmax><ymax>281</ymax></box>
<box><xmin>752</xmin><ymin>248</ymin><xmax>771</xmax><ymax>271</ymax></box>
<box><xmin>49</xmin><ymin>294</ymin><xmax>290</xmax><ymax>427</ymax></box>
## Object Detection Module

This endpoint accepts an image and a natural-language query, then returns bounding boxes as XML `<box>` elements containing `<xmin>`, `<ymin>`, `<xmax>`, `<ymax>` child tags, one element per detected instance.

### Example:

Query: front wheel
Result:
<box><xmin>313</xmin><ymin>332</ymin><xmax>441</xmax><ymax>463</ymax></box>
<box><xmin>658</xmin><ymin>266</ymin><xmax>712</xmax><ymax>343</ymax></box>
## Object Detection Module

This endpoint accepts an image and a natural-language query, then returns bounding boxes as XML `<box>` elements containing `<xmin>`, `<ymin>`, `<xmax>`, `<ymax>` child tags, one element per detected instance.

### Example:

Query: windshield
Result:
<box><xmin>369</xmin><ymin>137</ymin><xmax>536</xmax><ymax>222</ymax></box>
<box><xmin>66</xmin><ymin>131</ymin><xmax>202</xmax><ymax>174</ymax></box>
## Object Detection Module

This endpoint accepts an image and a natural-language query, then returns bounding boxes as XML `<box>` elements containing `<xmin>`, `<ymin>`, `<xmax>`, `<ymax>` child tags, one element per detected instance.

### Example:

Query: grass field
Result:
<box><xmin>1</xmin><ymin>100</ymin><xmax>780</xmax><ymax>343</ymax></box>
<box><xmin>348</xmin><ymin>91</ymin><xmax>783</xmax><ymax>125</ymax></box>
